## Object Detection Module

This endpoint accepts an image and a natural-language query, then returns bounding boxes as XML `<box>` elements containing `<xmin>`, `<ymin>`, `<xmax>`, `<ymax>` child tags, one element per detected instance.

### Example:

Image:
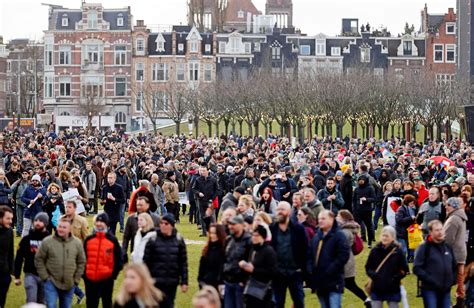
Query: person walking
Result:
<box><xmin>21</xmin><ymin>174</ymin><xmax>46</xmax><ymax>237</ymax></box>
<box><xmin>84</xmin><ymin>213</ymin><xmax>123</xmax><ymax>308</ymax></box>
<box><xmin>143</xmin><ymin>213</ymin><xmax>188</xmax><ymax>308</ymax></box>
<box><xmin>163</xmin><ymin>171</ymin><xmax>180</xmax><ymax>220</ymax></box>
<box><xmin>395</xmin><ymin>194</ymin><xmax>417</xmax><ymax>262</ymax></box>
<box><xmin>149</xmin><ymin>174</ymin><xmax>164</xmax><ymax>215</ymax></box>
<box><xmin>131</xmin><ymin>213</ymin><xmax>157</xmax><ymax>263</ymax></box>
<box><xmin>336</xmin><ymin>210</ymin><xmax>371</xmax><ymax>307</ymax></box>
<box><xmin>222</xmin><ymin>215</ymin><xmax>252</xmax><ymax>308</ymax></box>
<box><xmin>62</xmin><ymin>200</ymin><xmax>88</xmax><ymax>242</ymax></box>
<box><xmin>101</xmin><ymin>172</ymin><xmax>126</xmax><ymax>235</ymax></box>
<box><xmin>13</xmin><ymin>212</ymin><xmax>50</xmax><ymax>304</ymax></box>
<box><xmin>115</xmin><ymin>164</ymin><xmax>132</xmax><ymax>232</ymax></box>
<box><xmin>193</xmin><ymin>166</ymin><xmax>218</xmax><ymax>237</ymax></box>
<box><xmin>308</xmin><ymin>210</ymin><xmax>350</xmax><ymax>308</ymax></box>
<box><xmin>42</xmin><ymin>183</ymin><xmax>64</xmax><ymax>233</ymax></box>
<box><xmin>416</xmin><ymin>187</ymin><xmax>445</xmax><ymax>237</ymax></box>
<box><xmin>414</xmin><ymin>220</ymin><xmax>457</xmax><ymax>308</ymax></box>
<box><xmin>10</xmin><ymin>169</ymin><xmax>30</xmax><ymax>237</ymax></box>
<box><xmin>240</xmin><ymin>224</ymin><xmax>277</xmax><ymax>307</ymax></box>
<box><xmin>317</xmin><ymin>177</ymin><xmax>345</xmax><ymax>214</ymax></box>
<box><xmin>365</xmin><ymin>226</ymin><xmax>409</xmax><ymax>308</ymax></box>
<box><xmin>35</xmin><ymin>217</ymin><xmax>86</xmax><ymax>308</ymax></box>
<box><xmin>198</xmin><ymin>224</ymin><xmax>226</xmax><ymax>290</ymax></box>
<box><xmin>269</xmin><ymin>201</ymin><xmax>308</xmax><ymax>308</ymax></box>
<box><xmin>442</xmin><ymin>197</ymin><xmax>468</xmax><ymax>307</ymax></box>
<box><xmin>0</xmin><ymin>206</ymin><xmax>14</xmax><ymax>308</ymax></box>
<box><xmin>113</xmin><ymin>263</ymin><xmax>163</xmax><ymax>308</ymax></box>
<box><xmin>353</xmin><ymin>175</ymin><xmax>376</xmax><ymax>248</ymax></box>
<box><xmin>81</xmin><ymin>161</ymin><xmax>97</xmax><ymax>214</ymax></box>
<box><xmin>128</xmin><ymin>180</ymin><xmax>158</xmax><ymax>214</ymax></box>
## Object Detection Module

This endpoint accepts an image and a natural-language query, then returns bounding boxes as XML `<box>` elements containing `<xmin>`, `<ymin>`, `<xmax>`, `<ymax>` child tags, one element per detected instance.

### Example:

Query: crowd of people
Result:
<box><xmin>0</xmin><ymin>128</ymin><xmax>473</xmax><ymax>308</ymax></box>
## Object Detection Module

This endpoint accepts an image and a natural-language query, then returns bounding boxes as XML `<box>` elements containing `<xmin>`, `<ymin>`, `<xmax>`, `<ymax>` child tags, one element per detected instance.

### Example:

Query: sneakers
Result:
<box><xmin>364</xmin><ymin>298</ymin><xmax>372</xmax><ymax>307</ymax></box>
<box><xmin>76</xmin><ymin>293</ymin><xmax>85</xmax><ymax>305</ymax></box>
<box><xmin>407</xmin><ymin>256</ymin><xmax>414</xmax><ymax>263</ymax></box>
<box><xmin>368</xmin><ymin>244</ymin><xmax>372</xmax><ymax>249</ymax></box>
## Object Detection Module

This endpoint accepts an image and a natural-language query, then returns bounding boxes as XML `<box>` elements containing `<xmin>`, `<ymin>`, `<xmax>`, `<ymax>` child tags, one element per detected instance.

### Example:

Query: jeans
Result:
<box><xmin>156</xmin><ymin>284</ymin><xmax>177</xmax><ymax>308</ymax></box>
<box><xmin>189</xmin><ymin>201</ymin><xmax>197</xmax><ymax>223</ymax></box>
<box><xmin>224</xmin><ymin>281</ymin><xmax>244</xmax><ymax>308</ymax></box>
<box><xmin>398</xmin><ymin>239</ymin><xmax>414</xmax><ymax>262</ymax></box>
<box><xmin>119</xmin><ymin>202</ymin><xmax>125</xmax><ymax>231</ymax></box>
<box><xmin>421</xmin><ymin>289</ymin><xmax>451</xmax><ymax>308</ymax></box>
<box><xmin>317</xmin><ymin>292</ymin><xmax>342</xmax><ymax>308</ymax></box>
<box><xmin>0</xmin><ymin>274</ymin><xmax>11</xmax><ymax>308</ymax></box>
<box><xmin>273</xmin><ymin>271</ymin><xmax>305</xmax><ymax>308</ymax></box>
<box><xmin>467</xmin><ymin>278</ymin><xmax>474</xmax><ymax>307</ymax></box>
<box><xmin>24</xmin><ymin>273</ymin><xmax>44</xmax><ymax>303</ymax></box>
<box><xmin>373</xmin><ymin>203</ymin><xmax>382</xmax><ymax>230</ymax></box>
<box><xmin>16</xmin><ymin>205</ymin><xmax>24</xmax><ymax>236</ymax></box>
<box><xmin>372</xmin><ymin>301</ymin><xmax>399</xmax><ymax>308</ymax></box>
<box><xmin>22</xmin><ymin>217</ymin><xmax>32</xmax><ymax>237</ymax></box>
<box><xmin>44</xmin><ymin>279</ymin><xmax>74</xmax><ymax>308</ymax></box>
<box><xmin>74</xmin><ymin>284</ymin><xmax>85</xmax><ymax>299</ymax></box>
<box><xmin>84</xmin><ymin>278</ymin><xmax>114</xmax><ymax>308</ymax></box>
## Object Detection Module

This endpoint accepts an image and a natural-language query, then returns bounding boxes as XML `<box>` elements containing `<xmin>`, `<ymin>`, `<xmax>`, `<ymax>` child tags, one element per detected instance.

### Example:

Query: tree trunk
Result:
<box><xmin>231</xmin><ymin>120</ymin><xmax>236</xmax><ymax>136</ymax></box>
<box><xmin>382</xmin><ymin>124</ymin><xmax>389</xmax><ymax>140</ymax></box>
<box><xmin>445</xmin><ymin>120</ymin><xmax>451</xmax><ymax>141</ymax></box>
<box><xmin>194</xmin><ymin>117</ymin><xmax>199</xmax><ymax>136</ymax></box>
<box><xmin>411</xmin><ymin>123</ymin><xmax>416</xmax><ymax>142</ymax></box>
<box><xmin>175</xmin><ymin>121</ymin><xmax>180</xmax><ymax>135</ymax></box>
<box><xmin>279</xmin><ymin>122</ymin><xmax>284</xmax><ymax>137</ymax></box>
<box><xmin>293</xmin><ymin>123</ymin><xmax>297</xmax><ymax>138</ymax></box>
<box><xmin>321</xmin><ymin>123</ymin><xmax>325</xmax><ymax>137</ymax></box>
<box><xmin>269</xmin><ymin>120</ymin><xmax>273</xmax><ymax>135</ymax></box>
<box><xmin>314</xmin><ymin>120</ymin><xmax>319</xmax><ymax>136</ymax></box>
<box><xmin>224</xmin><ymin>119</ymin><xmax>230</xmax><ymax>136</ymax></box>
<box><xmin>307</xmin><ymin>118</ymin><xmax>312</xmax><ymax>140</ymax></box>
<box><xmin>377</xmin><ymin>124</ymin><xmax>382</xmax><ymax>139</ymax></box>
<box><xmin>215</xmin><ymin>120</ymin><xmax>220</xmax><ymax>136</ymax></box>
<box><xmin>207</xmin><ymin>120</ymin><xmax>212</xmax><ymax>137</ymax></box>
<box><xmin>247</xmin><ymin>121</ymin><xmax>253</xmax><ymax>137</ymax></box>
<box><xmin>264</xmin><ymin>122</ymin><xmax>269</xmax><ymax>137</ymax></box>
<box><xmin>436</xmin><ymin>122</ymin><xmax>443</xmax><ymax>141</ymax></box>
<box><xmin>390</xmin><ymin>124</ymin><xmax>395</xmax><ymax>139</ymax></box>
<box><xmin>254</xmin><ymin>121</ymin><xmax>259</xmax><ymax>137</ymax></box>
<box><xmin>351</xmin><ymin>120</ymin><xmax>358</xmax><ymax>139</ymax></box>
<box><xmin>238</xmin><ymin>120</ymin><xmax>243</xmax><ymax>136</ymax></box>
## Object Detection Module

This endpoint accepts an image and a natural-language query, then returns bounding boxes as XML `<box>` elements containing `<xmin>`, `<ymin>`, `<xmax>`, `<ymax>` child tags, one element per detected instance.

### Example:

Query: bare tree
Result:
<box><xmin>78</xmin><ymin>89</ymin><xmax>105</xmax><ymax>132</ymax></box>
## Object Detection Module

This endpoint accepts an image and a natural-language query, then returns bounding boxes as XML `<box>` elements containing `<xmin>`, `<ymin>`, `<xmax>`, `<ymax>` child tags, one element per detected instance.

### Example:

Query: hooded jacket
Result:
<box><xmin>14</xmin><ymin>228</ymin><xmax>50</xmax><ymax>278</ymax></box>
<box><xmin>221</xmin><ymin>192</ymin><xmax>238</xmax><ymax>211</ymax></box>
<box><xmin>352</xmin><ymin>175</ymin><xmax>376</xmax><ymax>213</ymax></box>
<box><xmin>443</xmin><ymin>208</ymin><xmax>468</xmax><ymax>264</ymax></box>
<box><xmin>21</xmin><ymin>185</ymin><xmax>47</xmax><ymax>219</ymax></box>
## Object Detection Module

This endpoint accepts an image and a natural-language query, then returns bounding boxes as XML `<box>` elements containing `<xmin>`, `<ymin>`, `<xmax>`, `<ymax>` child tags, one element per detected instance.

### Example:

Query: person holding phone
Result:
<box><xmin>101</xmin><ymin>172</ymin><xmax>126</xmax><ymax>235</ymax></box>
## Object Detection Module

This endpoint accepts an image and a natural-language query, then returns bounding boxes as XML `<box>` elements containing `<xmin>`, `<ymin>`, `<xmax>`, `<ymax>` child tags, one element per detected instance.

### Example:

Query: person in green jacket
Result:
<box><xmin>35</xmin><ymin>216</ymin><xmax>86</xmax><ymax>308</ymax></box>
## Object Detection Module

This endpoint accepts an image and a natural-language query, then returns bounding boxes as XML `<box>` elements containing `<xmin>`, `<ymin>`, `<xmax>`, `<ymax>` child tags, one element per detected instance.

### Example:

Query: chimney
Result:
<box><xmin>136</xmin><ymin>20</ymin><xmax>144</xmax><ymax>27</ymax></box>
<box><xmin>421</xmin><ymin>3</ymin><xmax>428</xmax><ymax>33</ymax></box>
<box><xmin>448</xmin><ymin>7</ymin><xmax>455</xmax><ymax>16</ymax></box>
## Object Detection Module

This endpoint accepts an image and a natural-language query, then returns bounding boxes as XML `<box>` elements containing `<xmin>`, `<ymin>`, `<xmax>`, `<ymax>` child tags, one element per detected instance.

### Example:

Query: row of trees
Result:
<box><xmin>134</xmin><ymin>67</ymin><xmax>470</xmax><ymax>142</ymax></box>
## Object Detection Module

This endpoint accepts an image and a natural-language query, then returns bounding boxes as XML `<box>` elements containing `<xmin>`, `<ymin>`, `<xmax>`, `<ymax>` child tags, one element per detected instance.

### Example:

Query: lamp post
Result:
<box><xmin>88</xmin><ymin>112</ymin><xmax>92</xmax><ymax>132</ymax></box>
<box><xmin>12</xmin><ymin>112</ymin><xmax>15</xmax><ymax>130</ymax></box>
<box><xmin>51</xmin><ymin>112</ymin><xmax>54</xmax><ymax>132</ymax></box>
<box><xmin>98</xmin><ymin>112</ymin><xmax>102</xmax><ymax>131</ymax></box>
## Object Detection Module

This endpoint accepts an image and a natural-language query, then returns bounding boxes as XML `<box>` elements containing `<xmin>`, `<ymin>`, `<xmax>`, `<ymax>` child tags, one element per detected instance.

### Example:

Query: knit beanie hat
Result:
<box><xmin>34</xmin><ymin>212</ymin><xmax>49</xmax><ymax>227</ymax></box>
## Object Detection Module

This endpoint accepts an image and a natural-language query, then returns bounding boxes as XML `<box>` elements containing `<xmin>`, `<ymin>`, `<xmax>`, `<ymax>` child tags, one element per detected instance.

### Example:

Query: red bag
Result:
<box><xmin>352</xmin><ymin>233</ymin><xmax>364</xmax><ymax>255</ymax></box>
<box><xmin>212</xmin><ymin>197</ymin><xmax>219</xmax><ymax>209</ymax></box>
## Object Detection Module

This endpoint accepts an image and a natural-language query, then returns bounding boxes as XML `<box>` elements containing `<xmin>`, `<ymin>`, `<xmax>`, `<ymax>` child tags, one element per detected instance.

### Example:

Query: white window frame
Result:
<box><xmin>178</xmin><ymin>43</ymin><xmax>184</xmax><ymax>52</ymax></box>
<box><xmin>136</xmin><ymin>38</ymin><xmax>145</xmax><ymax>55</ymax></box>
<box><xmin>205</xmin><ymin>44</ymin><xmax>211</xmax><ymax>53</ymax></box>
<box><xmin>45</xmin><ymin>45</ymin><xmax>53</xmax><ymax>66</ymax></box>
<box><xmin>190</xmin><ymin>40</ymin><xmax>199</xmax><ymax>53</ymax></box>
<box><xmin>446</xmin><ymin>44</ymin><xmax>456</xmax><ymax>63</ymax></box>
<box><xmin>135</xmin><ymin>62</ymin><xmax>144</xmax><ymax>81</ymax></box>
<box><xmin>315</xmin><ymin>39</ymin><xmax>326</xmax><ymax>56</ymax></box>
<box><xmin>331</xmin><ymin>47</ymin><xmax>341</xmax><ymax>56</ymax></box>
<box><xmin>244</xmin><ymin>42</ymin><xmax>251</xmax><ymax>54</ymax></box>
<box><xmin>204</xmin><ymin>63</ymin><xmax>212</xmax><ymax>82</ymax></box>
<box><xmin>300</xmin><ymin>45</ymin><xmax>310</xmax><ymax>56</ymax></box>
<box><xmin>59</xmin><ymin>76</ymin><xmax>71</xmax><ymax>97</ymax></box>
<box><xmin>360</xmin><ymin>47</ymin><xmax>370</xmax><ymax>63</ymax></box>
<box><xmin>238</xmin><ymin>10</ymin><xmax>244</xmax><ymax>18</ymax></box>
<box><xmin>446</xmin><ymin>22</ymin><xmax>456</xmax><ymax>35</ymax></box>
<box><xmin>84</xmin><ymin>44</ymin><xmax>103</xmax><ymax>64</ymax></box>
<box><xmin>88</xmin><ymin>11</ymin><xmax>98</xmax><ymax>30</ymax></box>
<box><xmin>189</xmin><ymin>62</ymin><xmax>199</xmax><ymax>81</ymax></box>
<box><xmin>434</xmin><ymin>44</ymin><xmax>444</xmax><ymax>63</ymax></box>
<box><xmin>153</xmin><ymin>92</ymin><xmax>168</xmax><ymax>111</ymax></box>
<box><xmin>117</xmin><ymin>16</ymin><xmax>124</xmax><ymax>27</ymax></box>
<box><xmin>115</xmin><ymin>76</ymin><xmax>126</xmax><ymax>96</ymax></box>
<box><xmin>136</xmin><ymin>91</ymin><xmax>143</xmax><ymax>112</ymax></box>
<box><xmin>219</xmin><ymin>42</ymin><xmax>226</xmax><ymax>53</ymax></box>
<box><xmin>254</xmin><ymin>42</ymin><xmax>260</xmax><ymax>52</ymax></box>
<box><xmin>157</xmin><ymin>41</ymin><xmax>165</xmax><ymax>52</ymax></box>
<box><xmin>403</xmin><ymin>41</ymin><xmax>413</xmax><ymax>56</ymax></box>
<box><xmin>272</xmin><ymin>47</ymin><xmax>281</xmax><ymax>60</ymax></box>
<box><xmin>59</xmin><ymin>45</ymin><xmax>71</xmax><ymax>65</ymax></box>
<box><xmin>114</xmin><ymin>45</ymin><xmax>127</xmax><ymax>65</ymax></box>
<box><xmin>152</xmin><ymin>63</ymin><xmax>168</xmax><ymax>81</ymax></box>
<box><xmin>44</xmin><ymin>76</ymin><xmax>53</xmax><ymax>98</ymax></box>
<box><xmin>176</xmin><ymin>63</ymin><xmax>185</xmax><ymax>81</ymax></box>
<box><xmin>62</xmin><ymin>17</ymin><xmax>69</xmax><ymax>27</ymax></box>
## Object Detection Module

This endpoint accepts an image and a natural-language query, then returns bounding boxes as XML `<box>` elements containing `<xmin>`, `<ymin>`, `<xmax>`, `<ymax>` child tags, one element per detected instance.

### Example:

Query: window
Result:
<box><xmin>88</xmin><ymin>11</ymin><xmax>98</xmax><ymax>29</ymax></box>
<box><xmin>331</xmin><ymin>47</ymin><xmax>341</xmax><ymax>56</ymax></box>
<box><xmin>219</xmin><ymin>42</ymin><xmax>226</xmax><ymax>53</ymax></box>
<box><xmin>434</xmin><ymin>44</ymin><xmax>443</xmax><ymax>62</ymax></box>
<box><xmin>244</xmin><ymin>43</ymin><xmax>251</xmax><ymax>54</ymax></box>
<box><xmin>6</xmin><ymin>79</ymin><xmax>11</xmax><ymax>92</ymax></box>
<box><xmin>153</xmin><ymin>92</ymin><xmax>167</xmax><ymax>111</ymax></box>
<box><xmin>136</xmin><ymin>91</ymin><xmax>143</xmax><ymax>111</ymax></box>
<box><xmin>115</xmin><ymin>77</ymin><xmax>126</xmax><ymax>96</ymax></box>
<box><xmin>300</xmin><ymin>45</ymin><xmax>310</xmax><ymax>56</ymax></box>
<box><xmin>84</xmin><ymin>44</ymin><xmax>103</xmax><ymax>64</ymax></box>
<box><xmin>59</xmin><ymin>45</ymin><xmax>71</xmax><ymax>65</ymax></box>
<box><xmin>82</xmin><ymin>76</ymin><xmax>104</xmax><ymax>97</ymax></box>
<box><xmin>360</xmin><ymin>47</ymin><xmax>370</xmax><ymax>63</ymax></box>
<box><xmin>178</xmin><ymin>44</ymin><xmax>184</xmax><ymax>52</ymax></box>
<box><xmin>176</xmin><ymin>63</ymin><xmax>185</xmax><ymax>81</ymax></box>
<box><xmin>238</xmin><ymin>10</ymin><xmax>244</xmax><ymax>18</ymax></box>
<box><xmin>254</xmin><ymin>42</ymin><xmax>260</xmax><ymax>52</ymax></box>
<box><xmin>190</xmin><ymin>40</ymin><xmax>199</xmax><ymax>53</ymax></box>
<box><xmin>189</xmin><ymin>62</ymin><xmax>199</xmax><ymax>81</ymax></box>
<box><xmin>115</xmin><ymin>112</ymin><xmax>126</xmax><ymax>124</ymax></box>
<box><xmin>136</xmin><ymin>38</ymin><xmax>145</xmax><ymax>55</ymax></box>
<box><xmin>115</xmin><ymin>45</ymin><xmax>126</xmax><ymax>65</ymax></box>
<box><xmin>316</xmin><ymin>39</ymin><xmax>325</xmax><ymax>56</ymax></box>
<box><xmin>117</xmin><ymin>14</ymin><xmax>124</xmax><ymax>27</ymax></box>
<box><xmin>205</xmin><ymin>44</ymin><xmax>211</xmax><ymax>53</ymax></box>
<box><xmin>446</xmin><ymin>44</ymin><xmax>456</xmax><ymax>63</ymax></box>
<box><xmin>59</xmin><ymin>77</ymin><xmax>71</xmax><ymax>96</ymax></box>
<box><xmin>60</xmin><ymin>111</ymin><xmax>70</xmax><ymax>116</ymax></box>
<box><xmin>436</xmin><ymin>74</ymin><xmax>455</xmax><ymax>85</ymax></box>
<box><xmin>272</xmin><ymin>47</ymin><xmax>281</xmax><ymax>60</ymax></box>
<box><xmin>403</xmin><ymin>41</ymin><xmax>412</xmax><ymax>56</ymax></box>
<box><xmin>135</xmin><ymin>63</ymin><xmax>144</xmax><ymax>81</ymax></box>
<box><xmin>204</xmin><ymin>64</ymin><xmax>212</xmax><ymax>81</ymax></box>
<box><xmin>45</xmin><ymin>45</ymin><xmax>53</xmax><ymax>66</ymax></box>
<box><xmin>62</xmin><ymin>16</ymin><xmax>69</xmax><ymax>27</ymax></box>
<box><xmin>7</xmin><ymin>61</ymin><xmax>11</xmax><ymax>72</ymax></box>
<box><xmin>44</xmin><ymin>76</ymin><xmax>53</xmax><ymax>98</ymax></box>
<box><xmin>152</xmin><ymin>63</ymin><xmax>168</xmax><ymax>81</ymax></box>
<box><xmin>157</xmin><ymin>41</ymin><xmax>164</xmax><ymax>52</ymax></box>
<box><xmin>230</xmin><ymin>36</ymin><xmax>240</xmax><ymax>53</ymax></box>
<box><xmin>446</xmin><ymin>23</ymin><xmax>456</xmax><ymax>35</ymax></box>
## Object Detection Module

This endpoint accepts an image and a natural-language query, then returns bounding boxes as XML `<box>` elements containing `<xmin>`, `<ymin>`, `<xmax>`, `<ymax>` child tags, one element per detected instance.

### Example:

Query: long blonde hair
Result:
<box><xmin>138</xmin><ymin>213</ymin><xmax>154</xmax><ymax>233</ymax></box>
<box><xmin>192</xmin><ymin>285</ymin><xmax>221</xmax><ymax>308</ymax></box>
<box><xmin>115</xmin><ymin>263</ymin><xmax>163</xmax><ymax>307</ymax></box>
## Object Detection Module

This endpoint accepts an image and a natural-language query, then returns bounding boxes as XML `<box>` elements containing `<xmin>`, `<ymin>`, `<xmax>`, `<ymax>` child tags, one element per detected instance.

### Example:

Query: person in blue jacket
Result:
<box><xmin>20</xmin><ymin>174</ymin><xmax>46</xmax><ymax>236</ymax></box>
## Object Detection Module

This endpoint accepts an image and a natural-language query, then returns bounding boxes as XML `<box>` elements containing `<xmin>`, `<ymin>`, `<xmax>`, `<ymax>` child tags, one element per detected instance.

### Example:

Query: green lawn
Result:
<box><xmin>6</xmin><ymin>215</ymin><xmax>435</xmax><ymax>308</ymax></box>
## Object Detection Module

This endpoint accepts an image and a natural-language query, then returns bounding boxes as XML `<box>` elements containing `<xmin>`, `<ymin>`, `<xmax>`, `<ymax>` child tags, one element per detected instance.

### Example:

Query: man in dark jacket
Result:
<box><xmin>0</xmin><ymin>206</ymin><xmax>14</xmax><ymax>308</ymax></box>
<box><xmin>143</xmin><ymin>214</ymin><xmax>188</xmax><ymax>308</ymax></box>
<box><xmin>115</xmin><ymin>165</ymin><xmax>132</xmax><ymax>232</ymax></box>
<box><xmin>216</xmin><ymin>164</ymin><xmax>229</xmax><ymax>218</ymax></box>
<box><xmin>270</xmin><ymin>201</ymin><xmax>308</xmax><ymax>308</ymax></box>
<box><xmin>21</xmin><ymin>174</ymin><xmax>47</xmax><ymax>237</ymax></box>
<box><xmin>221</xmin><ymin>186</ymin><xmax>245</xmax><ymax>212</ymax></box>
<box><xmin>414</xmin><ymin>220</ymin><xmax>457</xmax><ymax>308</ymax></box>
<box><xmin>317</xmin><ymin>177</ymin><xmax>345</xmax><ymax>214</ymax></box>
<box><xmin>100</xmin><ymin>172</ymin><xmax>126</xmax><ymax>235</ymax></box>
<box><xmin>192</xmin><ymin>166</ymin><xmax>218</xmax><ymax>237</ymax></box>
<box><xmin>353</xmin><ymin>175</ymin><xmax>376</xmax><ymax>247</ymax></box>
<box><xmin>14</xmin><ymin>212</ymin><xmax>50</xmax><ymax>304</ymax></box>
<box><xmin>222</xmin><ymin>215</ymin><xmax>252</xmax><ymax>308</ymax></box>
<box><xmin>312</xmin><ymin>164</ymin><xmax>331</xmax><ymax>193</ymax></box>
<box><xmin>122</xmin><ymin>196</ymin><xmax>160</xmax><ymax>262</ymax></box>
<box><xmin>84</xmin><ymin>213</ymin><xmax>123</xmax><ymax>308</ymax></box>
<box><xmin>308</xmin><ymin>210</ymin><xmax>350</xmax><ymax>307</ymax></box>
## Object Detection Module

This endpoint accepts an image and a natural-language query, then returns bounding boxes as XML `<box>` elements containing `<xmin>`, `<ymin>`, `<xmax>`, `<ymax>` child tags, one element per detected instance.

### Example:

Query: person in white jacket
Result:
<box><xmin>131</xmin><ymin>213</ymin><xmax>157</xmax><ymax>263</ymax></box>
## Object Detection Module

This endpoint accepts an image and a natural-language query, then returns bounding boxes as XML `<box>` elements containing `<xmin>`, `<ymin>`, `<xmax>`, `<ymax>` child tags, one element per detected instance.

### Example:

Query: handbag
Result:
<box><xmin>243</xmin><ymin>251</ymin><xmax>271</xmax><ymax>300</ymax></box>
<box><xmin>365</xmin><ymin>247</ymin><xmax>397</xmax><ymax>294</ymax></box>
<box><xmin>407</xmin><ymin>224</ymin><xmax>423</xmax><ymax>250</ymax></box>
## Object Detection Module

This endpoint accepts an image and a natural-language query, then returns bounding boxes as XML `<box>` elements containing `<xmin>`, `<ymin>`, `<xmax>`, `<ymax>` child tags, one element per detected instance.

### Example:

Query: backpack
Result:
<box><xmin>352</xmin><ymin>233</ymin><xmax>364</xmax><ymax>255</ymax></box>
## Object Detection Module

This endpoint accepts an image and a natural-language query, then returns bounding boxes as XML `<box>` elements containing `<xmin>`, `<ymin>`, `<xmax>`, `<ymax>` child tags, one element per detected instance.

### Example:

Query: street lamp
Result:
<box><xmin>98</xmin><ymin>112</ymin><xmax>102</xmax><ymax>131</ymax></box>
<box><xmin>12</xmin><ymin>112</ymin><xmax>15</xmax><ymax>130</ymax></box>
<box><xmin>51</xmin><ymin>112</ymin><xmax>54</xmax><ymax>132</ymax></box>
<box><xmin>88</xmin><ymin>112</ymin><xmax>92</xmax><ymax>131</ymax></box>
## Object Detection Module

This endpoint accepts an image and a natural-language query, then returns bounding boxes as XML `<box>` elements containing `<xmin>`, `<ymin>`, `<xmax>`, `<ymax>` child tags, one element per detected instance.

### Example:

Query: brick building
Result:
<box><xmin>0</xmin><ymin>37</ymin><xmax>7</xmax><ymax>115</ymax></box>
<box><xmin>43</xmin><ymin>2</ymin><xmax>133</xmax><ymax>131</ymax></box>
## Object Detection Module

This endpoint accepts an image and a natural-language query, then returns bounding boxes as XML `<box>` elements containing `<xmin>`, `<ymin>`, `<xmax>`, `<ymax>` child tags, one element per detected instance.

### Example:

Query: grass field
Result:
<box><xmin>6</xmin><ymin>213</ymin><xmax>437</xmax><ymax>308</ymax></box>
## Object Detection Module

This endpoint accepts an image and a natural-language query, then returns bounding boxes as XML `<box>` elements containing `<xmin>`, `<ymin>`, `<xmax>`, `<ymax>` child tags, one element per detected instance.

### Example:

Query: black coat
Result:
<box><xmin>395</xmin><ymin>205</ymin><xmax>415</xmax><ymax>241</ymax></box>
<box><xmin>307</xmin><ymin>223</ymin><xmax>350</xmax><ymax>294</ymax></box>
<box><xmin>122</xmin><ymin>211</ymin><xmax>160</xmax><ymax>256</ymax></box>
<box><xmin>365</xmin><ymin>243</ymin><xmax>408</xmax><ymax>296</ymax></box>
<box><xmin>143</xmin><ymin>229</ymin><xmax>188</xmax><ymax>287</ymax></box>
<box><xmin>413</xmin><ymin>239</ymin><xmax>457</xmax><ymax>292</ymax></box>
<box><xmin>340</xmin><ymin>174</ymin><xmax>353</xmax><ymax>211</ymax></box>
<box><xmin>216</xmin><ymin>172</ymin><xmax>229</xmax><ymax>197</ymax></box>
<box><xmin>101</xmin><ymin>183</ymin><xmax>126</xmax><ymax>222</ymax></box>
<box><xmin>192</xmin><ymin>175</ymin><xmax>218</xmax><ymax>203</ymax></box>
<box><xmin>248</xmin><ymin>243</ymin><xmax>277</xmax><ymax>284</ymax></box>
<box><xmin>198</xmin><ymin>241</ymin><xmax>225</xmax><ymax>288</ymax></box>
<box><xmin>223</xmin><ymin>231</ymin><xmax>252</xmax><ymax>283</ymax></box>
<box><xmin>14</xmin><ymin>228</ymin><xmax>49</xmax><ymax>277</ymax></box>
<box><xmin>269</xmin><ymin>220</ymin><xmax>308</xmax><ymax>273</ymax></box>
<box><xmin>0</xmin><ymin>226</ymin><xmax>14</xmax><ymax>276</ymax></box>
<box><xmin>353</xmin><ymin>179</ymin><xmax>376</xmax><ymax>213</ymax></box>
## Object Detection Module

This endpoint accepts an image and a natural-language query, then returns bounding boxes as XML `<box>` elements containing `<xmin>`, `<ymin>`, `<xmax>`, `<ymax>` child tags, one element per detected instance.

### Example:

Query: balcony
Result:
<box><xmin>81</xmin><ymin>60</ymin><xmax>104</xmax><ymax>72</ymax></box>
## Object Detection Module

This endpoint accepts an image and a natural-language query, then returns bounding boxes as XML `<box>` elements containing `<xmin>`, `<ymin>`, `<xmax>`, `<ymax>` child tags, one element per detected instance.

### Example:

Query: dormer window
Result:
<box><xmin>178</xmin><ymin>44</ymin><xmax>184</xmax><ymax>52</ymax></box>
<box><xmin>117</xmin><ymin>14</ymin><xmax>124</xmax><ymax>27</ymax></box>
<box><xmin>238</xmin><ymin>10</ymin><xmax>244</xmax><ymax>18</ymax></box>
<box><xmin>205</xmin><ymin>44</ymin><xmax>211</xmax><ymax>53</ymax></box>
<box><xmin>403</xmin><ymin>41</ymin><xmax>412</xmax><ymax>56</ymax></box>
<box><xmin>62</xmin><ymin>14</ymin><xmax>69</xmax><ymax>27</ymax></box>
<box><xmin>190</xmin><ymin>40</ymin><xmax>199</xmax><ymax>53</ymax></box>
<box><xmin>155</xmin><ymin>33</ymin><xmax>166</xmax><ymax>52</ymax></box>
<box><xmin>446</xmin><ymin>22</ymin><xmax>456</xmax><ymax>35</ymax></box>
<box><xmin>88</xmin><ymin>11</ymin><xmax>98</xmax><ymax>30</ymax></box>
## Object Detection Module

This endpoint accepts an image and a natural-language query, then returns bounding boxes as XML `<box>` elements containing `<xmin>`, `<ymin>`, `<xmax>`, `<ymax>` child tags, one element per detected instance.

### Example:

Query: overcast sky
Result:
<box><xmin>0</xmin><ymin>0</ymin><xmax>456</xmax><ymax>41</ymax></box>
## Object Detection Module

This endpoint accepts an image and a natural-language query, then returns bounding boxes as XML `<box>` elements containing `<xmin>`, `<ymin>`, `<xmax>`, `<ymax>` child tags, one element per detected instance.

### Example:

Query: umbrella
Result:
<box><xmin>429</xmin><ymin>156</ymin><xmax>455</xmax><ymax>167</ymax></box>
